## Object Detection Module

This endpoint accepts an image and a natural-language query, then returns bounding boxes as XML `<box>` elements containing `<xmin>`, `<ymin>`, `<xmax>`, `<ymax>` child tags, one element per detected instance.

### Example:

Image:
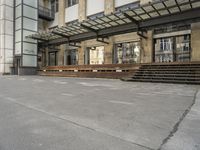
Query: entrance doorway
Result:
<box><xmin>64</xmin><ymin>49</ymin><xmax>78</xmax><ymax>65</ymax></box>
<box><xmin>48</xmin><ymin>52</ymin><xmax>57</xmax><ymax>66</ymax></box>
<box><xmin>85</xmin><ymin>46</ymin><xmax>104</xmax><ymax>65</ymax></box>
<box><xmin>114</xmin><ymin>42</ymin><xmax>140</xmax><ymax>64</ymax></box>
<box><xmin>154</xmin><ymin>35</ymin><xmax>191</xmax><ymax>63</ymax></box>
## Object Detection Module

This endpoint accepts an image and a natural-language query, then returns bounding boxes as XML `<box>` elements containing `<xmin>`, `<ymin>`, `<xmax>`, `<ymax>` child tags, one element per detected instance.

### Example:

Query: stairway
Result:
<box><xmin>121</xmin><ymin>63</ymin><xmax>200</xmax><ymax>84</ymax></box>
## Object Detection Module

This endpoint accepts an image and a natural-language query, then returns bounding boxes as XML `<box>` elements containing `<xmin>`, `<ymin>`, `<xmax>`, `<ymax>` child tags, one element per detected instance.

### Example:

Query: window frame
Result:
<box><xmin>66</xmin><ymin>0</ymin><xmax>79</xmax><ymax>8</ymax></box>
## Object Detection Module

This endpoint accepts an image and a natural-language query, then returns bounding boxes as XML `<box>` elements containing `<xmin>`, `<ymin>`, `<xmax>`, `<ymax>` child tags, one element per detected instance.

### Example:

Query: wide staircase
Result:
<box><xmin>121</xmin><ymin>62</ymin><xmax>200</xmax><ymax>84</ymax></box>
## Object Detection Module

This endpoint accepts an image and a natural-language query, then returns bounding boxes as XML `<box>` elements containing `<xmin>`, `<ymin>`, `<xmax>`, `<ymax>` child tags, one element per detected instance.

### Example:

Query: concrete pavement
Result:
<box><xmin>0</xmin><ymin>76</ymin><xmax>199</xmax><ymax>150</ymax></box>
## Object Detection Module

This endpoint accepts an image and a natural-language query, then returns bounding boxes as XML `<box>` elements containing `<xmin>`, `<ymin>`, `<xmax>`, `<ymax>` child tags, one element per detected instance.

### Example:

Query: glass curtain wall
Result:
<box><xmin>114</xmin><ymin>42</ymin><xmax>140</xmax><ymax>64</ymax></box>
<box><xmin>15</xmin><ymin>0</ymin><xmax>38</xmax><ymax>67</ymax></box>
<box><xmin>154</xmin><ymin>35</ymin><xmax>190</xmax><ymax>63</ymax></box>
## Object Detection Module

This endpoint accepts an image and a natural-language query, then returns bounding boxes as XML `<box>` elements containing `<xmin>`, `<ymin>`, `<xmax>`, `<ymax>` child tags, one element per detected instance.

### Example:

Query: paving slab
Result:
<box><xmin>162</xmin><ymin>89</ymin><xmax>200</xmax><ymax>150</ymax></box>
<box><xmin>0</xmin><ymin>76</ymin><xmax>198</xmax><ymax>150</ymax></box>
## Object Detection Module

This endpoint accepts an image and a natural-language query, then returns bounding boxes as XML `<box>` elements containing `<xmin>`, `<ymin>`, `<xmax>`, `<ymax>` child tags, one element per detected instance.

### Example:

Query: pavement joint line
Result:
<box><xmin>2</xmin><ymin>95</ymin><xmax>154</xmax><ymax>150</ymax></box>
<box><xmin>109</xmin><ymin>100</ymin><xmax>134</xmax><ymax>105</ymax></box>
<box><xmin>158</xmin><ymin>88</ymin><xmax>199</xmax><ymax>150</ymax></box>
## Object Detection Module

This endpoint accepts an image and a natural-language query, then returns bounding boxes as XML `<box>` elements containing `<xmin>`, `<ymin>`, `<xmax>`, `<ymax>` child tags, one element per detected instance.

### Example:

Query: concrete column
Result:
<box><xmin>105</xmin><ymin>0</ymin><xmax>115</xmax><ymax>15</ymax></box>
<box><xmin>104</xmin><ymin>38</ymin><xmax>114</xmax><ymax>64</ymax></box>
<box><xmin>79</xmin><ymin>0</ymin><xmax>87</xmax><ymax>22</ymax></box>
<box><xmin>78</xmin><ymin>44</ymin><xmax>85</xmax><ymax>65</ymax></box>
<box><xmin>77</xmin><ymin>0</ymin><xmax>87</xmax><ymax>65</ymax></box>
<box><xmin>57</xmin><ymin>0</ymin><xmax>66</xmax><ymax>66</ymax></box>
<box><xmin>191</xmin><ymin>22</ymin><xmax>200</xmax><ymax>62</ymax></box>
<box><xmin>58</xmin><ymin>0</ymin><xmax>66</xmax><ymax>26</ymax></box>
<box><xmin>104</xmin><ymin>0</ymin><xmax>115</xmax><ymax>64</ymax></box>
<box><xmin>140</xmin><ymin>30</ymin><xmax>153</xmax><ymax>63</ymax></box>
<box><xmin>140</xmin><ymin>0</ymin><xmax>152</xmax><ymax>5</ymax></box>
<box><xmin>45</xmin><ymin>48</ymin><xmax>49</xmax><ymax>66</ymax></box>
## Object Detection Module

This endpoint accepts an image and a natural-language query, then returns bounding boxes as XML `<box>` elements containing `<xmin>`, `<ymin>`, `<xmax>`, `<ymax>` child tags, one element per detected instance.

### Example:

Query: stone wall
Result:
<box><xmin>191</xmin><ymin>22</ymin><xmax>200</xmax><ymax>62</ymax></box>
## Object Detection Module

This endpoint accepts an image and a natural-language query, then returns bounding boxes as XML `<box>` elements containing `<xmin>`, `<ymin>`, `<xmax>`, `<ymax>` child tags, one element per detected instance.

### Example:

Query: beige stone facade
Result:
<box><xmin>40</xmin><ymin>0</ymin><xmax>200</xmax><ymax>68</ymax></box>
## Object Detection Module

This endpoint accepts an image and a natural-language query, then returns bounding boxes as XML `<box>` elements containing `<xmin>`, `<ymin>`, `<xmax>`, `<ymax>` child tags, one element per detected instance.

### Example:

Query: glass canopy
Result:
<box><xmin>27</xmin><ymin>0</ymin><xmax>200</xmax><ymax>42</ymax></box>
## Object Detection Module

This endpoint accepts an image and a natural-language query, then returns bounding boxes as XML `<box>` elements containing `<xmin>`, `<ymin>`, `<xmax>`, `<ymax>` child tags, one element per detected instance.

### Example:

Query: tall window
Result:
<box><xmin>67</xmin><ymin>0</ymin><xmax>78</xmax><ymax>7</ymax></box>
<box><xmin>114</xmin><ymin>42</ymin><xmax>140</xmax><ymax>64</ymax></box>
<box><xmin>51</xmin><ymin>0</ymin><xmax>59</xmax><ymax>13</ymax></box>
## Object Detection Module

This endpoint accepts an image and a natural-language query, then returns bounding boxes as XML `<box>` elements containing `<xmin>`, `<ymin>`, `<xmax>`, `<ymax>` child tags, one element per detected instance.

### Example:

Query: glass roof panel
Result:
<box><xmin>143</xmin><ymin>6</ymin><xmax>154</xmax><ymax>12</ymax></box>
<box><xmin>132</xmin><ymin>16</ymin><xmax>142</xmax><ymax>21</ymax></box>
<box><xmin>97</xmin><ymin>25</ymin><xmax>105</xmax><ymax>29</ymax></box>
<box><xmin>101</xmin><ymin>17</ymin><xmax>111</xmax><ymax>22</ymax></box>
<box><xmin>134</xmin><ymin>8</ymin><xmax>145</xmax><ymax>14</ymax></box>
<box><xmin>177</xmin><ymin>0</ymin><xmax>189</xmax><ymax>4</ymax></box>
<box><xmin>91</xmin><ymin>26</ymin><xmax>99</xmax><ymax>30</ymax></box>
<box><xmin>140</xmin><ymin>14</ymin><xmax>150</xmax><ymax>20</ymax></box>
<box><xmin>180</xmin><ymin>4</ymin><xmax>191</xmax><ymax>11</ymax></box>
<box><xmin>116</xmin><ymin>20</ymin><xmax>125</xmax><ymax>25</ymax></box>
<box><xmin>169</xmin><ymin>7</ymin><xmax>180</xmax><ymax>13</ymax></box>
<box><xmin>192</xmin><ymin>1</ymin><xmax>200</xmax><ymax>8</ymax></box>
<box><xmin>88</xmin><ymin>21</ymin><xmax>97</xmax><ymax>25</ymax></box>
<box><xmin>125</xmin><ymin>10</ymin><xmax>135</xmax><ymax>16</ymax></box>
<box><xmin>82</xmin><ymin>22</ymin><xmax>92</xmax><ymax>27</ymax></box>
<box><xmin>110</xmin><ymin>22</ymin><xmax>118</xmax><ymax>26</ymax></box>
<box><xmin>149</xmin><ymin>12</ymin><xmax>159</xmax><ymax>17</ymax></box>
<box><xmin>104</xmin><ymin>23</ymin><xmax>112</xmax><ymax>28</ymax></box>
<box><xmin>123</xmin><ymin>18</ymin><xmax>132</xmax><ymax>23</ymax></box>
<box><xmin>153</xmin><ymin>3</ymin><xmax>165</xmax><ymax>9</ymax></box>
<box><xmin>95</xmin><ymin>19</ymin><xmax>104</xmax><ymax>24</ymax></box>
<box><xmin>158</xmin><ymin>10</ymin><xmax>169</xmax><ymax>15</ymax></box>
<box><xmin>164</xmin><ymin>0</ymin><xmax>176</xmax><ymax>7</ymax></box>
<box><xmin>108</xmin><ymin>15</ymin><xmax>118</xmax><ymax>20</ymax></box>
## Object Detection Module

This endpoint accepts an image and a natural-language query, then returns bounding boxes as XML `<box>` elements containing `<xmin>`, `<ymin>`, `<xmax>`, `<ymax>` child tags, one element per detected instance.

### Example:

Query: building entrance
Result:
<box><xmin>114</xmin><ymin>42</ymin><xmax>140</xmax><ymax>64</ymax></box>
<box><xmin>64</xmin><ymin>49</ymin><xmax>78</xmax><ymax>65</ymax></box>
<box><xmin>154</xmin><ymin>34</ymin><xmax>191</xmax><ymax>63</ymax></box>
<box><xmin>85</xmin><ymin>46</ymin><xmax>104</xmax><ymax>65</ymax></box>
<box><xmin>48</xmin><ymin>52</ymin><xmax>57</xmax><ymax>66</ymax></box>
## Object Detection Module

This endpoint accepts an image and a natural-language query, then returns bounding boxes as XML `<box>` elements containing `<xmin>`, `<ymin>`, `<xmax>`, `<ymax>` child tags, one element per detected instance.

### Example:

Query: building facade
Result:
<box><xmin>0</xmin><ymin>0</ymin><xmax>200</xmax><ymax>75</ymax></box>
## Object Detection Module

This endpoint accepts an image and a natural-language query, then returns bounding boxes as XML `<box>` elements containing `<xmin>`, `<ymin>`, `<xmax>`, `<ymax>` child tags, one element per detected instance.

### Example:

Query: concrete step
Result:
<box><xmin>124</xmin><ymin>78</ymin><xmax>200</xmax><ymax>84</ymax></box>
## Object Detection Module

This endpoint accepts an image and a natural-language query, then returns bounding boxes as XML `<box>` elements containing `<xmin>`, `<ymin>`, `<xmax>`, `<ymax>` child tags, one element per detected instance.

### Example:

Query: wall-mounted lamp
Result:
<box><xmin>91</xmin><ymin>47</ymin><xmax>96</xmax><ymax>50</ymax></box>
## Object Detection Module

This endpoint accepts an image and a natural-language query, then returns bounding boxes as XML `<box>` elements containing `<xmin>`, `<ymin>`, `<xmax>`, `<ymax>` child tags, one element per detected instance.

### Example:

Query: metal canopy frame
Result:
<box><xmin>27</xmin><ymin>0</ymin><xmax>200</xmax><ymax>46</ymax></box>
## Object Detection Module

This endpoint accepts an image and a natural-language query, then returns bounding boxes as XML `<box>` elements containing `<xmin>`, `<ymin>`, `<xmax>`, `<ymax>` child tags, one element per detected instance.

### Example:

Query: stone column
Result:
<box><xmin>191</xmin><ymin>22</ymin><xmax>200</xmax><ymax>62</ymax></box>
<box><xmin>79</xmin><ymin>0</ymin><xmax>87</xmax><ymax>22</ymax></box>
<box><xmin>57</xmin><ymin>0</ymin><xmax>66</xmax><ymax>66</ymax></box>
<box><xmin>104</xmin><ymin>0</ymin><xmax>115</xmax><ymax>64</ymax></box>
<box><xmin>140</xmin><ymin>0</ymin><xmax>152</xmax><ymax>5</ymax></box>
<box><xmin>78</xmin><ymin>0</ymin><xmax>87</xmax><ymax>65</ymax></box>
<box><xmin>105</xmin><ymin>0</ymin><xmax>114</xmax><ymax>15</ymax></box>
<box><xmin>104</xmin><ymin>38</ymin><xmax>114</xmax><ymax>64</ymax></box>
<box><xmin>140</xmin><ymin>30</ymin><xmax>153</xmax><ymax>63</ymax></box>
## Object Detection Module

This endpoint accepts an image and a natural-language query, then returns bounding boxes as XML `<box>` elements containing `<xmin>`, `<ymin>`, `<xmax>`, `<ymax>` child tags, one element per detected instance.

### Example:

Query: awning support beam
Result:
<box><xmin>137</xmin><ymin>30</ymin><xmax>147</xmax><ymax>39</ymax></box>
<box><xmin>31</xmin><ymin>36</ymin><xmax>49</xmax><ymax>42</ymax></box>
<box><xmin>96</xmin><ymin>37</ymin><xmax>109</xmax><ymax>44</ymax></box>
<box><xmin>68</xmin><ymin>42</ymin><xmax>81</xmax><ymax>48</ymax></box>
<box><xmin>123</xmin><ymin>13</ymin><xmax>139</xmax><ymax>26</ymax></box>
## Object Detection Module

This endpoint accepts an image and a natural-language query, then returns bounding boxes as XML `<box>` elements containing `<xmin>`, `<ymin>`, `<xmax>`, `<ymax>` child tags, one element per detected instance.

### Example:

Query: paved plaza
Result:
<box><xmin>0</xmin><ymin>76</ymin><xmax>199</xmax><ymax>150</ymax></box>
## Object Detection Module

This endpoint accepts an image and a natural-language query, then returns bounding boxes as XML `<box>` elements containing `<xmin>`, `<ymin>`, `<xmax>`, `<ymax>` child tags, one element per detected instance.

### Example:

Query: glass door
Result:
<box><xmin>65</xmin><ymin>49</ymin><xmax>78</xmax><ymax>65</ymax></box>
<box><xmin>114</xmin><ymin>42</ymin><xmax>140</xmax><ymax>64</ymax></box>
<box><xmin>49</xmin><ymin>52</ymin><xmax>57</xmax><ymax>66</ymax></box>
<box><xmin>154</xmin><ymin>37</ymin><xmax>174</xmax><ymax>63</ymax></box>
<box><xmin>154</xmin><ymin>35</ymin><xmax>191</xmax><ymax>63</ymax></box>
<box><xmin>87</xmin><ymin>46</ymin><xmax>104</xmax><ymax>65</ymax></box>
<box><xmin>175</xmin><ymin>35</ymin><xmax>190</xmax><ymax>62</ymax></box>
